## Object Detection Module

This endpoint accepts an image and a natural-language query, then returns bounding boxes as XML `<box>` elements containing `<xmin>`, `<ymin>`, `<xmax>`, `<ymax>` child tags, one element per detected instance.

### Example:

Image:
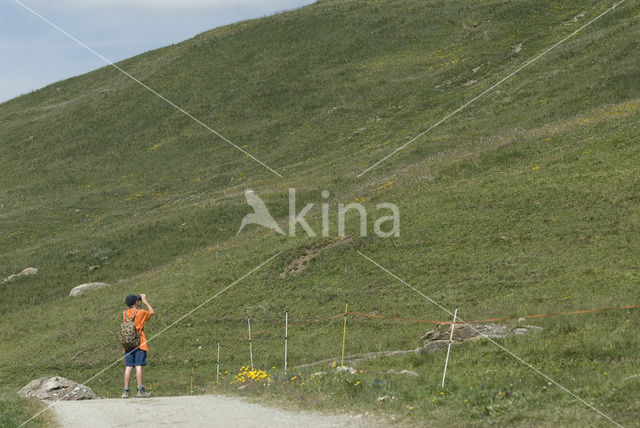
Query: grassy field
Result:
<box><xmin>1</xmin><ymin>0</ymin><xmax>639</xmax><ymax>426</ymax></box>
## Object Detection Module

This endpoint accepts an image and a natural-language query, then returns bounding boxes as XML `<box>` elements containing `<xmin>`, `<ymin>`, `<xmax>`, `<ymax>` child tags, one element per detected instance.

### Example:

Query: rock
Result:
<box><xmin>335</xmin><ymin>366</ymin><xmax>357</xmax><ymax>375</ymax></box>
<box><xmin>20</xmin><ymin>267</ymin><xmax>38</xmax><ymax>276</ymax></box>
<box><xmin>421</xmin><ymin>326</ymin><xmax>445</xmax><ymax>342</ymax></box>
<box><xmin>69</xmin><ymin>282</ymin><xmax>111</xmax><ymax>297</ymax></box>
<box><xmin>472</xmin><ymin>63</ymin><xmax>485</xmax><ymax>73</ymax></box>
<box><xmin>422</xmin><ymin>322</ymin><xmax>542</xmax><ymax>346</ymax></box>
<box><xmin>459</xmin><ymin>323</ymin><xmax>510</xmax><ymax>339</ymax></box>
<box><xmin>513</xmin><ymin>325</ymin><xmax>544</xmax><ymax>336</ymax></box>
<box><xmin>386</xmin><ymin>369</ymin><xmax>419</xmax><ymax>377</ymax></box>
<box><xmin>424</xmin><ymin>340</ymin><xmax>452</xmax><ymax>352</ymax></box>
<box><xmin>2</xmin><ymin>267</ymin><xmax>38</xmax><ymax>283</ymax></box>
<box><xmin>18</xmin><ymin>376</ymin><xmax>99</xmax><ymax>400</ymax></box>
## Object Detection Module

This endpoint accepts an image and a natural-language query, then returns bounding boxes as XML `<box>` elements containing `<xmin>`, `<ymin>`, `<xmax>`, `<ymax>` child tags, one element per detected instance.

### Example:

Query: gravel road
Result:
<box><xmin>52</xmin><ymin>395</ymin><xmax>379</xmax><ymax>427</ymax></box>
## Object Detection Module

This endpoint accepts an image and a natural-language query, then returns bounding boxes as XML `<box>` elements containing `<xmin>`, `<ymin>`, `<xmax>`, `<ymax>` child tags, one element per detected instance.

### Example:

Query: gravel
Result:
<box><xmin>52</xmin><ymin>395</ymin><xmax>379</xmax><ymax>428</ymax></box>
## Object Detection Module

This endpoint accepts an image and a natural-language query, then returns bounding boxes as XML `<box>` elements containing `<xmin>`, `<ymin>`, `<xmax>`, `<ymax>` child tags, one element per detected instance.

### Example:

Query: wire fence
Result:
<box><xmin>157</xmin><ymin>301</ymin><xmax>640</xmax><ymax>394</ymax></box>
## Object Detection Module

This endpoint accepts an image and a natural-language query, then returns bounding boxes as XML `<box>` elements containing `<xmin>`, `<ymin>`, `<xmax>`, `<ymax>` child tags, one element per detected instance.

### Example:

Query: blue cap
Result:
<box><xmin>125</xmin><ymin>294</ymin><xmax>141</xmax><ymax>307</ymax></box>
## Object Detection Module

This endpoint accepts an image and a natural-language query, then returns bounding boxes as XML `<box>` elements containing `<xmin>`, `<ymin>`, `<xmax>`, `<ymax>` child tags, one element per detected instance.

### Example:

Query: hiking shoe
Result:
<box><xmin>136</xmin><ymin>387</ymin><xmax>150</xmax><ymax>398</ymax></box>
<box><xmin>121</xmin><ymin>388</ymin><xmax>130</xmax><ymax>398</ymax></box>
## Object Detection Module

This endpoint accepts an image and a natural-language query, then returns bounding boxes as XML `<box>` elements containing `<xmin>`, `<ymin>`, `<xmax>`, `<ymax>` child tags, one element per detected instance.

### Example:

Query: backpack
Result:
<box><xmin>119</xmin><ymin>309</ymin><xmax>140</xmax><ymax>349</ymax></box>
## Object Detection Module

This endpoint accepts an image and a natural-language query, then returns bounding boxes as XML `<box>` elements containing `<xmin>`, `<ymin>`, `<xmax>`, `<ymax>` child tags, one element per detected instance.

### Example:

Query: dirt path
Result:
<box><xmin>52</xmin><ymin>395</ymin><xmax>378</xmax><ymax>427</ymax></box>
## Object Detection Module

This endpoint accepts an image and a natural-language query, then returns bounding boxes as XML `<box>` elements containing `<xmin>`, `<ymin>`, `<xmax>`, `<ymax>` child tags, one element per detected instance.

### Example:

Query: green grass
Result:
<box><xmin>0</xmin><ymin>392</ymin><xmax>52</xmax><ymax>428</ymax></box>
<box><xmin>1</xmin><ymin>0</ymin><xmax>639</xmax><ymax>426</ymax></box>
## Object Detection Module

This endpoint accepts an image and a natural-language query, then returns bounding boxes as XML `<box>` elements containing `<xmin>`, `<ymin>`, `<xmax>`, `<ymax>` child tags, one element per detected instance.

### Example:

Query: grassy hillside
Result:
<box><xmin>1</xmin><ymin>0</ymin><xmax>639</xmax><ymax>426</ymax></box>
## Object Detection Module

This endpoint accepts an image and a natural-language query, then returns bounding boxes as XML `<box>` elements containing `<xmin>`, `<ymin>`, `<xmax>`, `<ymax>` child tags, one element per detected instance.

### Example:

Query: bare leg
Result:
<box><xmin>136</xmin><ymin>366</ymin><xmax>143</xmax><ymax>388</ymax></box>
<box><xmin>124</xmin><ymin>366</ymin><xmax>133</xmax><ymax>389</ymax></box>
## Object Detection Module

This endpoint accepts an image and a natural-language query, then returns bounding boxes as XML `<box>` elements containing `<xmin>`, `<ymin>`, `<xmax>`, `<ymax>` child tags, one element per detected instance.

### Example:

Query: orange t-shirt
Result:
<box><xmin>123</xmin><ymin>308</ymin><xmax>152</xmax><ymax>352</ymax></box>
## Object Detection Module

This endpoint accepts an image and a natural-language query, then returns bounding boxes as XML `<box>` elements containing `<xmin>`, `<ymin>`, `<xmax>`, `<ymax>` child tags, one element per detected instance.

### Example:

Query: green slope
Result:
<box><xmin>1</xmin><ymin>0</ymin><xmax>639</xmax><ymax>426</ymax></box>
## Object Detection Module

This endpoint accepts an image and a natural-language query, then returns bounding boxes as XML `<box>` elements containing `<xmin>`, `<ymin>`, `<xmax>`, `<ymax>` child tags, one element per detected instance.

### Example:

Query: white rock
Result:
<box><xmin>335</xmin><ymin>366</ymin><xmax>357</xmax><ymax>374</ymax></box>
<box><xmin>69</xmin><ymin>282</ymin><xmax>111</xmax><ymax>297</ymax></box>
<box><xmin>18</xmin><ymin>376</ymin><xmax>99</xmax><ymax>400</ymax></box>
<box><xmin>2</xmin><ymin>267</ymin><xmax>38</xmax><ymax>283</ymax></box>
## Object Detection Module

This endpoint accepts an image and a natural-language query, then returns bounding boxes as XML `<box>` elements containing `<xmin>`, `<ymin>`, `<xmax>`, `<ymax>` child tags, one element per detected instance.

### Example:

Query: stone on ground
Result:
<box><xmin>69</xmin><ymin>282</ymin><xmax>111</xmax><ymax>297</ymax></box>
<box><xmin>2</xmin><ymin>267</ymin><xmax>38</xmax><ymax>283</ymax></box>
<box><xmin>421</xmin><ymin>322</ymin><xmax>543</xmax><ymax>351</ymax></box>
<box><xmin>18</xmin><ymin>376</ymin><xmax>100</xmax><ymax>400</ymax></box>
<box><xmin>334</xmin><ymin>366</ymin><xmax>357</xmax><ymax>374</ymax></box>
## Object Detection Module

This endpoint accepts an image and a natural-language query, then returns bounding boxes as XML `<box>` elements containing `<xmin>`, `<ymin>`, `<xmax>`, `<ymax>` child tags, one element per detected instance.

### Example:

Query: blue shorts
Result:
<box><xmin>124</xmin><ymin>349</ymin><xmax>147</xmax><ymax>367</ymax></box>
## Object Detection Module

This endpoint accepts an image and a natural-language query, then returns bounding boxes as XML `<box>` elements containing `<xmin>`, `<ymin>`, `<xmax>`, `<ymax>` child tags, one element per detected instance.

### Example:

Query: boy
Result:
<box><xmin>122</xmin><ymin>293</ymin><xmax>155</xmax><ymax>398</ymax></box>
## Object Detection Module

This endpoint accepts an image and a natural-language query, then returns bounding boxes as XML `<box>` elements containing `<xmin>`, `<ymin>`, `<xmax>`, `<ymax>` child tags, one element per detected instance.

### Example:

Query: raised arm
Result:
<box><xmin>140</xmin><ymin>294</ymin><xmax>155</xmax><ymax>315</ymax></box>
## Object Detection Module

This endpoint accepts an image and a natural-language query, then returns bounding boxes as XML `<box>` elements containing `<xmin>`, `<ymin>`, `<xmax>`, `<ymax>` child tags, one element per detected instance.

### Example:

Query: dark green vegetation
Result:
<box><xmin>1</xmin><ymin>0</ymin><xmax>639</xmax><ymax>426</ymax></box>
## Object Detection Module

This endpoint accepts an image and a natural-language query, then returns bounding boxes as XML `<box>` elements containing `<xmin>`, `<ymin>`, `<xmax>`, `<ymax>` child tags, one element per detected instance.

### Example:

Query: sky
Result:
<box><xmin>0</xmin><ymin>0</ymin><xmax>314</xmax><ymax>102</ymax></box>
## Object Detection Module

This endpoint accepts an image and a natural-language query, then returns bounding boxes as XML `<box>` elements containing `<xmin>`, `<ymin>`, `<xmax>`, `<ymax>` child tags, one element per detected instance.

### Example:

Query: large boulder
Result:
<box><xmin>18</xmin><ymin>376</ymin><xmax>99</xmax><ymax>400</ymax></box>
<box><xmin>2</xmin><ymin>267</ymin><xmax>38</xmax><ymax>284</ymax></box>
<box><xmin>69</xmin><ymin>282</ymin><xmax>110</xmax><ymax>297</ymax></box>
